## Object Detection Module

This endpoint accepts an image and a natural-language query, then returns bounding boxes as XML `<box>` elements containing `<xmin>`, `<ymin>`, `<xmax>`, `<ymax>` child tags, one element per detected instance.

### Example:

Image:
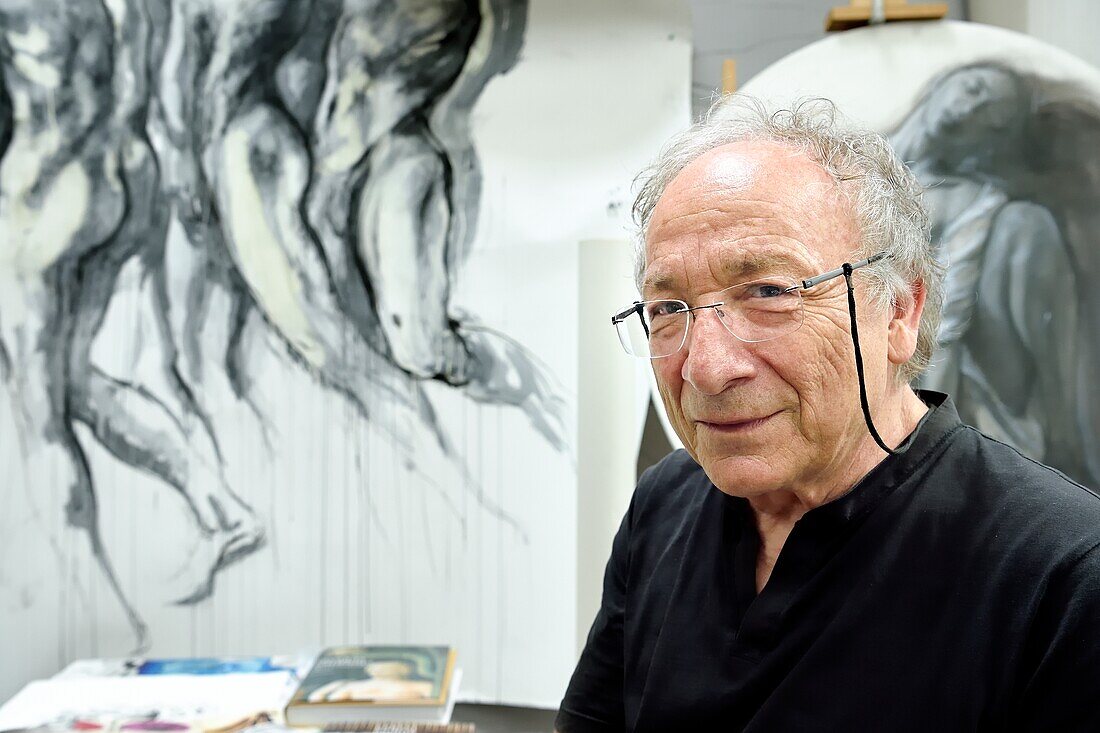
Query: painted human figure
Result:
<box><xmin>306</xmin><ymin>0</ymin><xmax>566</xmax><ymax>451</ymax></box>
<box><xmin>1</xmin><ymin>0</ymin><xmax>560</xmax><ymax>651</ymax></box>
<box><xmin>154</xmin><ymin>0</ymin><xmax>565</xmax><ymax>461</ymax></box>
<box><xmin>891</xmin><ymin>63</ymin><xmax>1096</xmax><ymax>486</ymax></box>
<box><xmin>152</xmin><ymin>0</ymin><xmax>449</xmax><ymax>474</ymax></box>
<box><xmin>0</xmin><ymin>0</ymin><xmax>263</xmax><ymax>648</ymax></box>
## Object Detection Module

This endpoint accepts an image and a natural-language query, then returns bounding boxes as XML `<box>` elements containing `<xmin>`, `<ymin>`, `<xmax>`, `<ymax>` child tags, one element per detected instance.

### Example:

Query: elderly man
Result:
<box><xmin>555</xmin><ymin>98</ymin><xmax>1100</xmax><ymax>731</ymax></box>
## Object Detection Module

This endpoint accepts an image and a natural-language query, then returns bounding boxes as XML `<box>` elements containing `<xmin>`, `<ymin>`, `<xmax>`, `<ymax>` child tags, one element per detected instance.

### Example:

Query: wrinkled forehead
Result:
<box><xmin>642</xmin><ymin>143</ymin><xmax>857</xmax><ymax>290</ymax></box>
<box><xmin>642</xmin><ymin>246</ymin><xmax>803</xmax><ymax>294</ymax></box>
<box><xmin>646</xmin><ymin>142</ymin><xmax>848</xmax><ymax>238</ymax></box>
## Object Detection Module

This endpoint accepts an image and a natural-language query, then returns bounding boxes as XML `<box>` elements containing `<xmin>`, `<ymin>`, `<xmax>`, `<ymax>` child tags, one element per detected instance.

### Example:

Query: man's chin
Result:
<box><xmin>700</xmin><ymin>454</ymin><xmax>788</xmax><ymax>499</ymax></box>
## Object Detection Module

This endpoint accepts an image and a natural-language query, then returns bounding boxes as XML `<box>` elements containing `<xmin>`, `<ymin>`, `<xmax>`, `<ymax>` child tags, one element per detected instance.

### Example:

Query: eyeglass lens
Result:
<box><xmin>615</xmin><ymin>277</ymin><xmax>805</xmax><ymax>358</ymax></box>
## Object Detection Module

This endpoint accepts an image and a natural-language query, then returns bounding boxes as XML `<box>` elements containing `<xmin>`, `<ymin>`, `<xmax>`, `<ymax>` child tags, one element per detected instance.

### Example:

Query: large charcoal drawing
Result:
<box><xmin>891</xmin><ymin>62</ymin><xmax>1100</xmax><ymax>487</ymax></box>
<box><xmin>0</xmin><ymin>0</ymin><xmax>561</xmax><ymax>649</ymax></box>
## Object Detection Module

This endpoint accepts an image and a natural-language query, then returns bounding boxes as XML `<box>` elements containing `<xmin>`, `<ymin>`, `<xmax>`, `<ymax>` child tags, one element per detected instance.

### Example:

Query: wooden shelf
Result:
<box><xmin>826</xmin><ymin>1</ymin><xmax>948</xmax><ymax>32</ymax></box>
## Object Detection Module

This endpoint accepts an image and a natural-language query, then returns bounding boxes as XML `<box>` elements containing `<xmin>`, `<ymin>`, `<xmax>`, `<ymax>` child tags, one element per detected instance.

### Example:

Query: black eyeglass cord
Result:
<box><xmin>842</xmin><ymin>263</ymin><xmax>908</xmax><ymax>457</ymax></box>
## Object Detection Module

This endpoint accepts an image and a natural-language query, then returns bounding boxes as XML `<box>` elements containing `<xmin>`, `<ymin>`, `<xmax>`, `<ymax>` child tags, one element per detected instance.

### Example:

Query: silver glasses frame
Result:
<box><xmin>611</xmin><ymin>252</ymin><xmax>888</xmax><ymax>359</ymax></box>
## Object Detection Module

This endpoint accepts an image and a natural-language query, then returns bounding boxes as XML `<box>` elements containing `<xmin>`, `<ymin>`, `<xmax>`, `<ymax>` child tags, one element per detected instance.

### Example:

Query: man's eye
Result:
<box><xmin>746</xmin><ymin>282</ymin><xmax>788</xmax><ymax>298</ymax></box>
<box><xmin>646</xmin><ymin>301</ymin><xmax>686</xmax><ymax>319</ymax></box>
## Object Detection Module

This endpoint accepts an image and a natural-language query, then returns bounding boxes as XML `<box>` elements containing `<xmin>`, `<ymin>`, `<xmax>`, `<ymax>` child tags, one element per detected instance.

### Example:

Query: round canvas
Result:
<box><xmin>652</xmin><ymin>21</ymin><xmax>1100</xmax><ymax>489</ymax></box>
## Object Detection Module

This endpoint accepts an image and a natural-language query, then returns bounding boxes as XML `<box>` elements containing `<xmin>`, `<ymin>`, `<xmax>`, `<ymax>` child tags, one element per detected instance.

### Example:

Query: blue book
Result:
<box><xmin>137</xmin><ymin>657</ymin><xmax>294</xmax><ymax>675</ymax></box>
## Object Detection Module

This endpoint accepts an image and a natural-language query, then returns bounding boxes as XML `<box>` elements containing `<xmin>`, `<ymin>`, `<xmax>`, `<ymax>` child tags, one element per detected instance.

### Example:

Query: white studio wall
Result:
<box><xmin>971</xmin><ymin>0</ymin><xmax>1100</xmax><ymax>71</ymax></box>
<box><xmin>0</xmin><ymin>0</ymin><xmax>691</xmax><ymax>706</ymax></box>
<box><xmin>687</xmin><ymin>0</ymin><xmax>969</xmax><ymax>115</ymax></box>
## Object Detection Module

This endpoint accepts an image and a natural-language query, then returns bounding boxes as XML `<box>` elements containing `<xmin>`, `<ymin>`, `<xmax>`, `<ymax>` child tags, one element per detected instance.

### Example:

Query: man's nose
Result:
<box><xmin>680</xmin><ymin>307</ymin><xmax>756</xmax><ymax>395</ymax></box>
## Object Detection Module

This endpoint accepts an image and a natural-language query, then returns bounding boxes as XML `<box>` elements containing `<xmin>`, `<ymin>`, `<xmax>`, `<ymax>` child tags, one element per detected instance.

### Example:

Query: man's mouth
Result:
<box><xmin>695</xmin><ymin>411</ymin><xmax>780</xmax><ymax>434</ymax></box>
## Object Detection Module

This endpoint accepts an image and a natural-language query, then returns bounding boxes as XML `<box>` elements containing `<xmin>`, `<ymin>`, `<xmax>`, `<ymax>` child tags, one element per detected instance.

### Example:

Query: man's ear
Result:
<box><xmin>887</xmin><ymin>279</ymin><xmax>926</xmax><ymax>367</ymax></box>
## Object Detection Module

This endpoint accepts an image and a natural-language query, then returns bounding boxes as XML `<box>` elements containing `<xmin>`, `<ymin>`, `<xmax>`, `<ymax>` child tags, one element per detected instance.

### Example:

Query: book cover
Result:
<box><xmin>284</xmin><ymin>647</ymin><xmax>457</xmax><ymax>726</ymax></box>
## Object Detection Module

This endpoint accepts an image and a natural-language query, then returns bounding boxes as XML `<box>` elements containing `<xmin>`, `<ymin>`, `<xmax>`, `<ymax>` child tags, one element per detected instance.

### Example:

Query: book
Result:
<box><xmin>323</xmin><ymin>724</ymin><xmax>473</xmax><ymax>733</ymax></box>
<box><xmin>56</xmin><ymin>656</ymin><xmax>301</xmax><ymax>679</ymax></box>
<box><xmin>284</xmin><ymin>647</ymin><xmax>459</xmax><ymax>727</ymax></box>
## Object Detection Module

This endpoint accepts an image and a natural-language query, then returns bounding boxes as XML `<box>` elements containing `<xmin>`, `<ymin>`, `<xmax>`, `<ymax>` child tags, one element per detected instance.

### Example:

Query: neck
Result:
<box><xmin>748</xmin><ymin>386</ymin><xmax>928</xmax><ymax>589</ymax></box>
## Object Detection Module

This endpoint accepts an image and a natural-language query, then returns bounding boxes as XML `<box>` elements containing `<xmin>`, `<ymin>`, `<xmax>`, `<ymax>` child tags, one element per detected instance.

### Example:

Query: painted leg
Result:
<box><xmin>357</xmin><ymin>126</ymin><xmax>570</xmax><ymax>452</ymax></box>
<box><xmin>0</xmin><ymin>133</ymin><xmax>147</xmax><ymax>647</ymax></box>
<box><xmin>69</xmin><ymin>365</ymin><xmax>265</xmax><ymax>604</ymax></box>
<box><xmin>0</xmin><ymin>287</ymin><xmax>149</xmax><ymax>649</ymax></box>
<box><xmin>60</xmin><ymin>138</ymin><xmax>266</xmax><ymax>605</ymax></box>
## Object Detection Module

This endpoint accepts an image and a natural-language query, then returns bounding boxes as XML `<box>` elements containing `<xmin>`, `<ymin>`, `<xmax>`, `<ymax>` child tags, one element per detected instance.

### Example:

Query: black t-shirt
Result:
<box><xmin>556</xmin><ymin>392</ymin><xmax>1100</xmax><ymax>732</ymax></box>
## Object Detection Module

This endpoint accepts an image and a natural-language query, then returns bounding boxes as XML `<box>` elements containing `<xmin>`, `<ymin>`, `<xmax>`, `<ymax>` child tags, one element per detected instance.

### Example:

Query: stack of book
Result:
<box><xmin>0</xmin><ymin>646</ymin><xmax>468</xmax><ymax>733</ymax></box>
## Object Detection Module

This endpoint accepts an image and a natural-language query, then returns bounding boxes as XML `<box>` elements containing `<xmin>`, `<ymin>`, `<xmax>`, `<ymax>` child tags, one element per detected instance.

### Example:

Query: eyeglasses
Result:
<box><xmin>611</xmin><ymin>252</ymin><xmax>887</xmax><ymax>359</ymax></box>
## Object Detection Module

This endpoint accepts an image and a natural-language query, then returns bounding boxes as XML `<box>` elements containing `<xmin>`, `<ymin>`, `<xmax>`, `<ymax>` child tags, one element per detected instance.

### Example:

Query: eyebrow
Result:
<box><xmin>642</xmin><ymin>251</ymin><xmax>797</xmax><ymax>295</ymax></box>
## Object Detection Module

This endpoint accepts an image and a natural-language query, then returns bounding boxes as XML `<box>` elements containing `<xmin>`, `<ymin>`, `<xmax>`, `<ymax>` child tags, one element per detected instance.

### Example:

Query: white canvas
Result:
<box><xmin>0</xmin><ymin>0</ymin><xmax>690</xmax><ymax>707</ymax></box>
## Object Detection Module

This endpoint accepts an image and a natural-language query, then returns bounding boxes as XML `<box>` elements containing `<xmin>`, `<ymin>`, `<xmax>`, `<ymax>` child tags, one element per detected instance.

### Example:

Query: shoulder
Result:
<box><xmin>940</xmin><ymin>425</ymin><xmax>1100</xmax><ymax>559</ymax></box>
<box><xmin>634</xmin><ymin>449</ymin><xmax>709</xmax><ymax>506</ymax></box>
<box><xmin>984</xmin><ymin>201</ymin><xmax>1065</xmax><ymax>276</ymax></box>
<box><xmin>637</xmin><ymin>448</ymin><xmax>705</xmax><ymax>486</ymax></box>
<box><xmin>952</xmin><ymin>424</ymin><xmax>1097</xmax><ymax>503</ymax></box>
<box><xmin>990</xmin><ymin>199</ymin><xmax>1058</xmax><ymax>232</ymax></box>
<box><xmin>986</xmin><ymin>200</ymin><xmax>1063</xmax><ymax>258</ymax></box>
<box><xmin>629</xmin><ymin>449</ymin><xmax>713</xmax><ymax>535</ymax></box>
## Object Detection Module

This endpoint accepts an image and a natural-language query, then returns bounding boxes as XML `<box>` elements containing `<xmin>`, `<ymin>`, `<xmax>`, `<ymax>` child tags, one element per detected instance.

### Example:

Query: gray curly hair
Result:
<box><xmin>632</xmin><ymin>95</ymin><xmax>943</xmax><ymax>384</ymax></box>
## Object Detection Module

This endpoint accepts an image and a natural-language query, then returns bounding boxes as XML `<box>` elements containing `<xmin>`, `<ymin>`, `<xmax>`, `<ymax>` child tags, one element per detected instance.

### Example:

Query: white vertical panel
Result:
<box><xmin>576</xmin><ymin>239</ymin><xmax>643</xmax><ymax>653</ymax></box>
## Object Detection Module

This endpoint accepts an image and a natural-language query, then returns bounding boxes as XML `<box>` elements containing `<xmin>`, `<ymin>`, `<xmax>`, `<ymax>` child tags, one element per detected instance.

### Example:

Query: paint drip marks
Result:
<box><xmin>0</xmin><ymin>0</ymin><xmax>572</xmax><ymax>657</ymax></box>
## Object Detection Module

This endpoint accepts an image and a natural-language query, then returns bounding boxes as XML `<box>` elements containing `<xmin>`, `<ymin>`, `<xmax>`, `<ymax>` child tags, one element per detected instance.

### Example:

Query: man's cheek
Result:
<box><xmin>655</xmin><ymin>381</ymin><xmax>680</xmax><ymax>427</ymax></box>
<box><xmin>774</xmin><ymin>329</ymin><xmax>848</xmax><ymax>386</ymax></box>
<box><xmin>653</xmin><ymin>364</ymin><xmax>681</xmax><ymax>412</ymax></box>
<box><xmin>656</xmin><ymin>379</ymin><xmax>694</xmax><ymax>447</ymax></box>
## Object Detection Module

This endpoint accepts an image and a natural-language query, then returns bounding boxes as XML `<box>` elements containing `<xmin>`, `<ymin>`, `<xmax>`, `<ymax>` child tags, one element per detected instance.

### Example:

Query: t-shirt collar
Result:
<box><xmin>805</xmin><ymin>389</ymin><xmax>964</xmax><ymax>527</ymax></box>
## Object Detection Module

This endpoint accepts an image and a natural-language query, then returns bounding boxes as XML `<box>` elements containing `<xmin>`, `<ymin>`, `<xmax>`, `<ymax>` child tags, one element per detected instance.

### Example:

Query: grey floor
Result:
<box><xmin>451</xmin><ymin>704</ymin><xmax>557</xmax><ymax>733</ymax></box>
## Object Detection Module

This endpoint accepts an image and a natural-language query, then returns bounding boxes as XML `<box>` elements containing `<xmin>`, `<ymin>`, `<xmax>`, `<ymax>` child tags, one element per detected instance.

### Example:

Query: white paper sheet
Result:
<box><xmin>0</xmin><ymin>674</ymin><xmax>296</xmax><ymax>731</ymax></box>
